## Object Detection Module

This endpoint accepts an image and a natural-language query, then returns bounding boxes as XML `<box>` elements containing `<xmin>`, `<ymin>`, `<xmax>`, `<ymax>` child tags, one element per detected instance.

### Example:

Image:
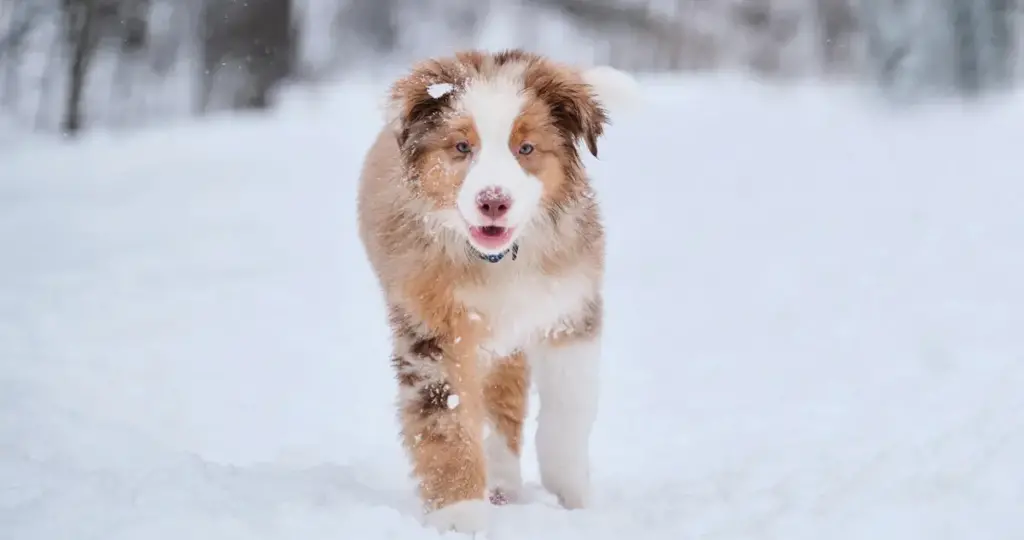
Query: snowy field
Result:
<box><xmin>2</xmin><ymin>76</ymin><xmax>1023</xmax><ymax>539</ymax></box>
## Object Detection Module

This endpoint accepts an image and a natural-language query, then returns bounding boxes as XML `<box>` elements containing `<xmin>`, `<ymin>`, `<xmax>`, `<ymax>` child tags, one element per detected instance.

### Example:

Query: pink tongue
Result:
<box><xmin>471</xmin><ymin>228</ymin><xmax>510</xmax><ymax>249</ymax></box>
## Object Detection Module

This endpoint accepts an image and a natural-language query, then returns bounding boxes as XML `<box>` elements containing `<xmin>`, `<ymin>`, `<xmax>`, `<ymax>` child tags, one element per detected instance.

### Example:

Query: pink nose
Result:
<box><xmin>476</xmin><ymin>187</ymin><xmax>512</xmax><ymax>220</ymax></box>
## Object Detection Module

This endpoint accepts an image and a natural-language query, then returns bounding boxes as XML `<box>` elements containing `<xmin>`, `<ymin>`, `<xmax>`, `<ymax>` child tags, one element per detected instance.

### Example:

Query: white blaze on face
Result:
<box><xmin>454</xmin><ymin>74</ymin><xmax>544</xmax><ymax>233</ymax></box>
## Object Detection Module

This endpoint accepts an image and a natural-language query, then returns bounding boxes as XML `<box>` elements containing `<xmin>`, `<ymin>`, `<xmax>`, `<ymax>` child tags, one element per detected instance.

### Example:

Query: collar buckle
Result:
<box><xmin>477</xmin><ymin>243</ymin><xmax>519</xmax><ymax>263</ymax></box>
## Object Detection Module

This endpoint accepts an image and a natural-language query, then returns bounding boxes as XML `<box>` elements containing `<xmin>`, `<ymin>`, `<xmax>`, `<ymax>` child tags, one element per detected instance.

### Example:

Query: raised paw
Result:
<box><xmin>423</xmin><ymin>499</ymin><xmax>490</xmax><ymax>534</ymax></box>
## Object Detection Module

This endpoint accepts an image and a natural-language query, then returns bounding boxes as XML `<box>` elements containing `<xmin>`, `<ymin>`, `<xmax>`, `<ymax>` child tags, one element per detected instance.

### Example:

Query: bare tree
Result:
<box><xmin>337</xmin><ymin>0</ymin><xmax>399</xmax><ymax>54</ymax></box>
<box><xmin>527</xmin><ymin>0</ymin><xmax>711</xmax><ymax>71</ymax></box>
<box><xmin>62</xmin><ymin>0</ymin><xmax>99</xmax><ymax>135</ymax></box>
<box><xmin>815</xmin><ymin>0</ymin><xmax>859</xmax><ymax>74</ymax></box>
<box><xmin>948</xmin><ymin>0</ymin><xmax>981</xmax><ymax>94</ymax></box>
<box><xmin>729</xmin><ymin>0</ymin><xmax>801</xmax><ymax>76</ymax></box>
<box><xmin>1</xmin><ymin>0</ymin><xmax>40</xmax><ymax>107</ymax></box>
<box><xmin>119</xmin><ymin>0</ymin><xmax>149</xmax><ymax>51</ymax></box>
<box><xmin>199</xmin><ymin>0</ymin><xmax>297</xmax><ymax>112</ymax></box>
<box><xmin>976</xmin><ymin>0</ymin><xmax>1015</xmax><ymax>89</ymax></box>
<box><xmin>943</xmin><ymin>0</ymin><xmax>1015</xmax><ymax>95</ymax></box>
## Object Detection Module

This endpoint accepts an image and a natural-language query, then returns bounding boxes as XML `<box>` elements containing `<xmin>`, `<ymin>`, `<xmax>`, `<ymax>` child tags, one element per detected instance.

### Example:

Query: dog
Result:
<box><xmin>356</xmin><ymin>49</ymin><xmax>638</xmax><ymax>533</ymax></box>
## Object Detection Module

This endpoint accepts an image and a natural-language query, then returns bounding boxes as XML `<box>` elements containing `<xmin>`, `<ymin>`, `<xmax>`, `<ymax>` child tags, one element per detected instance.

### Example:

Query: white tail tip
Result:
<box><xmin>581</xmin><ymin>65</ymin><xmax>643</xmax><ymax>116</ymax></box>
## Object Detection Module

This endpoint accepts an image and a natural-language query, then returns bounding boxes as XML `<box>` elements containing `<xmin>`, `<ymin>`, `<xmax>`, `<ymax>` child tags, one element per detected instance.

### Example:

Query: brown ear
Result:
<box><xmin>386</xmin><ymin>59</ymin><xmax>466</xmax><ymax>148</ymax></box>
<box><xmin>526</xmin><ymin>67</ymin><xmax>609</xmax><ymax>158</ymax></box>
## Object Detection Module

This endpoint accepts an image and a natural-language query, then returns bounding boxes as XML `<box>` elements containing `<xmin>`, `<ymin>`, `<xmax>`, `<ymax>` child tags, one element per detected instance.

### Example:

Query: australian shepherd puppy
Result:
<box><xmin>357</xmin><ymin>49</ymin><xmax>637</xmax><ymax>533</ymax></box>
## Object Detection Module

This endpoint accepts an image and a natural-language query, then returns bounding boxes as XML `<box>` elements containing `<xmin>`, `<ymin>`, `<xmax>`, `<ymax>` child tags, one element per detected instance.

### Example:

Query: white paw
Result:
<box><xmin>540</xmin><ymin>457</ymin><xmax>589</xmax><ymax>512</ymax></box>
<box><xmin>543</xmin><ymin>471</ymin><xmax>591</xmax><ymax>510</ymax></box>
<box><xmin>514</xmin><ymin>482</ymin><xmax>560</xmax><ymax>506</ymax></box>
<box><xmin>423</xmin><ymin>499</ymin><xmax>489</xmax><ymax>534</ymax></box>
<box><xmin>537</xmin><ymin>422</ymin><xmax>593</xmax><ymax>509</ymax></box>
<box><xmin>533</xmin><ymin>337</ymin><xmax>599</xmax><ymax>511</ymax></box>
<box><xmin>485</xmin><ymin>433</ymin><xmax>523</xmax><ymax>504</ymax></box>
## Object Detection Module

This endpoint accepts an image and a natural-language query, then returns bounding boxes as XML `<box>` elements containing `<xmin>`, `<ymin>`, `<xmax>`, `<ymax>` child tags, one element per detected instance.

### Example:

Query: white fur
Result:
<box><xmin>454</xmin><ymin>269</ymin><xmax>595</xmax><ymax>360</ymax></box>
<box><xmin>454</xmin><ymin>75</ymin><xmax>543</xmax><ymax>254</ymax></box>
<box><xmin>422</xmin><ymin>498</ymin><xmax>489</xmax><ymax>533</ymax></box>
<box><xmin>485</xmin><ymin>429</ymin><xmax>523</xmax><ymax>500</ymax></box>
<box><xmin>532</xmin><ymin>337</ymin><xmax>601</xmax><ymax>509</ymax></box>
<box><xmin>581</xmin><ymin>65</ymin><xmax>643</xmax><ymax>116</ymax></box>
<box><xmin>422</xmin><ymin>207</ymin><xmax>475</xmax><ymax>256</ymax></box>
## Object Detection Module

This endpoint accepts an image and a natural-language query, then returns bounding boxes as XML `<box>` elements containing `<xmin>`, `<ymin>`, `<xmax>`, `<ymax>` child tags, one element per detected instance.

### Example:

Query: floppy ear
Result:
<box><xmin>531</xmin><ymin>71</ymin><xmax>609</xmax><ymax>158</ymax></box>
<box><xmin>529</xmin><ymin>64</ymin><xmax>640</xmax><ymax>158</ymax></box>
<box><xmin>384</xmin><ymin>61</ymin><xmax>463</xmax><ymax>148</ymax></box>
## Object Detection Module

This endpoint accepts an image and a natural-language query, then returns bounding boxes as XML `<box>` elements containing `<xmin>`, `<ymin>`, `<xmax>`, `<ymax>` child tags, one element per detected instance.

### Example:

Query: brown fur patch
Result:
<box><xmin>410</xmin><ymin>336</ymin><xmax>443</xmax><ymax>361</ymax></box>
<box><xmin>521</xmin><ymin>60</ymin><xmax>609</xmax><ymax>159</ymax></box>
<box><xmin>391</xmin><ymin>301</ymin><xmax>488</xmax><ymax>511</ymax></box>
<box><xmin>483</xmin><ymin>352</ymin><xmax>530</xmax><ymax>454</ymax></box>
<box><xmin>509</xmin><ymin>98</ymin><xmax>585</xmax><ymax>210</ymax></box>
<box><xmin>399</xmin><ymin>395</ymin><xmax>486</xmax><ymax>510</ymax></box>
<box><xmin>409</xmin><ymin>118</ymin><xmax>480</xmax><ymax>210</ymax></box>
<box><xmin>417</xmin><ymin>381</ymin><xmax>454</xmax><ymax>418</ymax></box>
<box><xmin>391</xmin><ymin>355</ymin><xmax>422</xmax><ymax>387</ymax></box>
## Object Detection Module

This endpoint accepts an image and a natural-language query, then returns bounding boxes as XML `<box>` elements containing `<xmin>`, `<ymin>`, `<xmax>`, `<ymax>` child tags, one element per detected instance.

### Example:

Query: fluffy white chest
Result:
<box><xmin>455</xmin><ymin>270</ymin><xmax>594</xmax><ymax>360</ymax></box>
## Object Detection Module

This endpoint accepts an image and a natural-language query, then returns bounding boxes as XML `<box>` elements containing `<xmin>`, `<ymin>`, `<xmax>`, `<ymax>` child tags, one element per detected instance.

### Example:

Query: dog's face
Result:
<box><xmin>386</xmin><ymin>50</ymin><xmax>616</xmax><ymax>257</ymax></box>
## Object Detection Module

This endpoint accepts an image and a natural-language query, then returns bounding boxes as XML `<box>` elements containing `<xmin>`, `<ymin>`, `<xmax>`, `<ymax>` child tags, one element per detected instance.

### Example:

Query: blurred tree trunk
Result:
<box><xmin>350</xmin><ymin>0</ymin><xmax>398</xmax><ymax>53</ymax></box>
<box><xmin>976</xmin><ymin>0</ymin><xmax>1015</xmax><ymax>89</ymax></box>
<box><xmin>1</xmin><ymin>0</ymin><xmax>34</xmax><ymax>107</ymax></box>
<box><xmin>859</xmin><ymin>0</ymin><xmax>918</xmax><ymax>93</ymax></box>
<box><xmin>946</xmin><ymin>0</ymin><xmax>1015</xmax><ymax>95</ymax></box>
<box><xmin>200</xmin><ymin>0</ymin><xmax>296</xmax><ymax>112</ymax></box>
<box><xmin>816</xmin><ymin>0</ymin><xmax>858</xmax><ymax>75</ymax></box>
<box><xmin>329</xmin><ymin>0</ymin><xmax>397</xmax><ymax>74</ymax></box>
<box><xmin>523</xmin><ymin>0</ymin><xmax>689</xmax><ymax>71</ymax></box>
<box><xmin>119</xmin><ymin>0</ymin><xmax>149</xmax><ymax>52</ymax></box>
<box><xmin>62</xmin><ymin>0</ymin><xmax>98</xmax><ymax>135</ymax></box>
<box><xmin>949</xmin><ymin>0</ymin><xmax>980</xmax><ymax>95</ymax></box>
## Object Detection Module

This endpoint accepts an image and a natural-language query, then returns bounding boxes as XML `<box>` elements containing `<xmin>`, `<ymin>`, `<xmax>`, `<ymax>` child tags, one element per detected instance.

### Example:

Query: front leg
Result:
<box><xmin>533</xmin><ymin>334</ymin><xmax>601</xmax><ymax>509</ymax></box>
<box><xmin>390</xmin><ymin>313</ymin><xmax>489</xmax><ymax>532</ymax></box>
<box><xmin>483</xmin><ymin>351</ymin><xmax>529</xmax><ymax>504</ymax></box>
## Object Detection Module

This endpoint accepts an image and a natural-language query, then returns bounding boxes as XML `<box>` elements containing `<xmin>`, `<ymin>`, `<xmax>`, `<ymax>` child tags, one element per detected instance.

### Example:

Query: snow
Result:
<box><xmin>427</xmin><ymin>83</ymin><xmax>454</xmax><ymax>98</ymax></box>
<box><xmin>3</xmin><ymin>76</ymin><xmax>1024</xmax><ymax>539</ymax></box>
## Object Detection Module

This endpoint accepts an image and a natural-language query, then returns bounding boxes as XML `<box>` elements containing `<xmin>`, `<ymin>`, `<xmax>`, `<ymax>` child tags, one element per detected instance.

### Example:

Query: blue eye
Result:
<box><xmin>518</xmin><ymin>143</ymin><xmax>534</xmax><ymax>155</ymax></box>
<box><xmin>455</xmin><ymin>141</ymin><xmax>472</xmax><ymax>153</ymax></box>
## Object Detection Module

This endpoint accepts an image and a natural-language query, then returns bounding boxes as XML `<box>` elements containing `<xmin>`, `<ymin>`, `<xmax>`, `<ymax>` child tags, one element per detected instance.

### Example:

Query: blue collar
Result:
<box><xmin>476</xmin><ymin>243</ymin><xmax>519</xmax><ymax>263</ymax></box>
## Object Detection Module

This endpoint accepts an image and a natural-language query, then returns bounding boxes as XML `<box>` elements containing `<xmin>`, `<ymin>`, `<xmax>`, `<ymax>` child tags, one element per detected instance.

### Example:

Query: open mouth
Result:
<box><xmin>469</xmin><ymin>225</ymin><xmax>515</xmax><ymax>251</ymax></box>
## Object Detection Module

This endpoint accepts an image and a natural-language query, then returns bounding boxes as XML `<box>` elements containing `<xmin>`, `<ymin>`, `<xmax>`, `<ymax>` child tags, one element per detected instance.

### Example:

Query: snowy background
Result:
<box><xmin>2</xmin><ymin>1</ymin><xmax>1024</xmax><ymax>539</ymax></box>
<box><xmin>2</xmin><ymin>0</ymin><xmax>1023</xmax><ymax>136</ymax></box>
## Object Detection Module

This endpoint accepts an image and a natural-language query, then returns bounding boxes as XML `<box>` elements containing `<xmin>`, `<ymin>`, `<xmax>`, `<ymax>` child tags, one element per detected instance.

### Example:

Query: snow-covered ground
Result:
<box><xmin>2</xmin><ymin>77</ymin><xmax>1023</xmax><ymax>539</ymax></box>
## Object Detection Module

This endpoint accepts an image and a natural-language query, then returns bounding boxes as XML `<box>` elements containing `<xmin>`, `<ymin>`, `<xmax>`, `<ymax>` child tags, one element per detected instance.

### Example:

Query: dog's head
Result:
<box><xmin>385</xmin><ymin>49</ymin><xmax>638</xmax><ymax>258</ymax></box>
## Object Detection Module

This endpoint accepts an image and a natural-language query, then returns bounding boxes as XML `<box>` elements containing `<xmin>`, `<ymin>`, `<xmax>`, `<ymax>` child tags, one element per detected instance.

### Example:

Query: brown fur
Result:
<box><xmin>357</xmin><ymin>49</ymin><xmax>611</xmax><ymax>515</ymax></box>
<box><xmin>483</xmin><ymin>352</ymin><xmax>529</xmax><ymax>455</ymax></box>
